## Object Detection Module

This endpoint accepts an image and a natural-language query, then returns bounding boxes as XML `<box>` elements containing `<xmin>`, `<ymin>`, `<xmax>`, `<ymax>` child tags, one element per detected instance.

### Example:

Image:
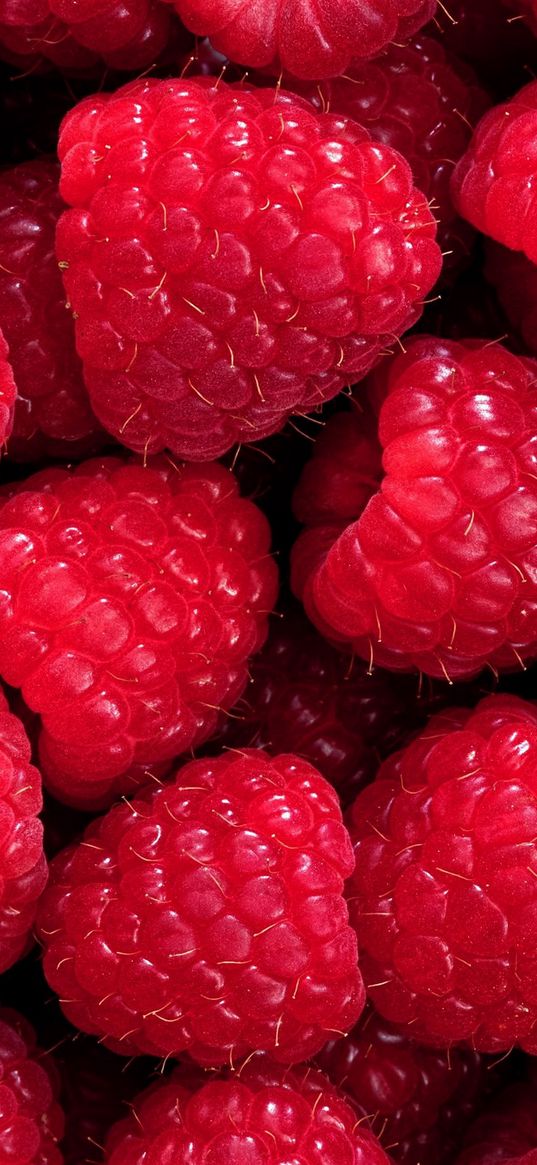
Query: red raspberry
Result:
<box><xmin>37</xmin><ymin>750</ymin><xmax>363</xmax><ymax>1064</ymax></box>
<box><xmin>169</xmin><ymin>0</ymin><xmax>436</xmax><ymax>79</ymax></box>
<box><xmin>346</xmin><ymin>693</ymin><xmax>537</xmax><ymax>1053</ymax></box>
<box><xmin>0</xmin><ymin>687</ymin><xmax>46</xmax><ymax>974</ymax></box>
<box><xmin>0</xmin><ymin>162</ymin><xmax>103</xmax><ymax>463</ymax></box>
<box><xmin>318</xmin><ymin>1003</ymin><xmax>486</xmax><ymax>1165</ymax></box>
<box><xmin>56</xmin><ymin>76</ymin><xmax>441</xmax><ymax>462</ymax></box>
<box><xmin>0</xmin><ymin>456</ymin><xmax>277</xmax><ymax>809</ymax></box>
<box><xmin>430</xmin><ymin>0</ymin><xmax>537</xmax><ymax>95</ymax></box>
<box><xmin>457</xmin><ymin>1083</ymin><xmax>537</xmax><ymax>1165</ymax></box>
<box><xmin>104</xmin><ymin>1056</ymin><xmax>389</xmax><ymax>1165</ymax></box>
<box><xmin>485</xmin><ymin>241</ymin><xmax>537</xmax><ymax>357</ymax></box>
<box><xmin>0</xmin><ymin>328</ymin><xmax>16</xmax><ymax>448</ymax></box>
<box><xmin>452</xmin><ymin>80</ymin><xmax>537</xmax><ymax>265</ymax></box>
<box><xmin>292</xmin><ymin>335</ymin><xmax>537</xmax><ymax>680</ymax></box>
<box><xmin>0</xmin><ymin>1008</ymin><xmax>64</xmax><ymax>1165</ymax></box>
<box><xmin>58</xmin><ymin>1036</ymin><xmax>148</xmax><ymax>1165</ymax></box>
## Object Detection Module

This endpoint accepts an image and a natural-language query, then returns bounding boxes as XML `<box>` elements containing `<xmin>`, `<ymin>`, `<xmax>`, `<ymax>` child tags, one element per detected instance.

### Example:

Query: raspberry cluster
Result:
<box><xmin>0</xmin><ymin>1009</ymin><xmax>64</xmax><ymax>1165</ymax></box>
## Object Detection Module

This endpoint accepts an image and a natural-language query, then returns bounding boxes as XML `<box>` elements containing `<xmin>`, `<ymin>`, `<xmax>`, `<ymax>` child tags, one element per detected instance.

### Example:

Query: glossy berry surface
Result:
<box><xmin>37</xmin><ymin>750</ymin><xmax>364</xmax><ymax>1064</ymax></box>
<box><xmin>104</xmin><ymin>1056</ymin><xmax>389</xmax><ymax>1165</ymax></box>
<box><xmin>0</xmin><ymin>329</ymin><xmax>16</xmax><ymax>448</ymax></box>
<box><xmin>170</xmin><ymin>0</ymin><xmax>436</xmax><ymax>79</ymax></box>
<box><xmin>0</xmin><ymin>162</ymin><xmax>102</xmax><ymax>463</ymax></box>
<box><xmin>347</xmin><ymin>693</ymin><xmax>537</xmax><ymax>1053</ymax></box>
<box><xmin>318</xmin><ymin>1003</ymin><xmax>486</xmax><ymax>1165</ymax></box>
<box><xmin>456</xmin><ymin>1082</ymin><xmax>537</xmax><ymax>1165</ymax></box>
<box><xmin>292</xmin><ymin>335</ymin><xmax>537</xmax><ymax>680</ymax></box>
<box><xmin>0</xmin><ymin>456</ymin><xmax>277</xmax><ymax>809</ymax></box>
<box><xmin>0</xmin><ymin>687</ymin><xmax>46</xmax><ymax>974</ymax></box>
<box><xmin>452</xmin><ymin>80</ymin><xmax>537</xmax><ymax>266</ymax></box>
<box><xmin>0</xmin><ymin>1009</ymin><xmax>64</xmax><ymax>1165</ymax></box>
<box><xmin>56</xmin><ymin>76</ymin><xmax>441</xmax><ymax>462</ymax></box>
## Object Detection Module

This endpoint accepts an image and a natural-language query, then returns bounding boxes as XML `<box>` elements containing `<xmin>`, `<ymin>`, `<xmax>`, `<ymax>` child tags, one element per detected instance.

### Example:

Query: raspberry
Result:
<box><xmin>457</xmin><ymin>1083</ymin><xmax>537</xmax><ymax>1165</ymax></box>
<box><xmin>169</xmin><ymin>0</ymin><xmax>436</xmax><ymax>79</ymax></box>
<box><xmin>56</xmin><ymin>76</ymin><xmax>441</xmax><ymax>462</ymax></box>
<box><xmin>346</xmin><ymin>692</ymin><xmax>537</xmax><ymax>1053</ymax></box>
<box><xmin>0</xmin><ymin>1009</ymin><xmax>64</xmax><ymax>1165</ymax></box>
<box><xmin>485</xmin><ymin>242</ymin><xmax>537</xmax><ymax>357</ymax></box>
<box><xmin>37</xmin><ymin>750</ymin><xmax>363</xmax><ymax>1064</ymax></box>
<box><xmin>104</xmin><ymin>1056</ymin><xmax>389</xmax><ymax>1165</ymax></box>
<box><xmin>0</xmin><ymin>328</ymin><xmax>16</xmax><ymax>448</ymax></box>
<box><xmin>291</xmin><ymin>335</ymin><xmax>537</xmax><ymax>680</ymax></box>
<box><xmin>0</xmin><ymin>162</ymin><xmax>103</xmax><ymax>463</ymax></box>
<box><xmin>452</xmin><ymin>80</ymin><xmax>537</xmax><ymax>266</ymax></box>
<box><xmin>430</xmin><ymin>0</ymin><xmax>537</xmax><ymax>95</ymax></box>
<box><xmin>0</xmin><ymin>687</ymin><xmax>46</xmax><ymax>974</ymax></box>
<box><xmin>0</xmin><ymin>456</ymin><xmax>277</xmax><ymax>809</ymax></box>
<box><xmin>58</xmin><ymin>1036</ymin><xmax>149</xmax><ymax>1165</ymax></box>
<box><xmin>318</xmin><ymin>1003</ymin><xmax>486</xmax><ymax>1165</ymax></box>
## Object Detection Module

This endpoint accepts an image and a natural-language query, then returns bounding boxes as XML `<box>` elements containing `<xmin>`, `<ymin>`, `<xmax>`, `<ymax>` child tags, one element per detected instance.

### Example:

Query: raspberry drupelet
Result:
<box><xmin>452</xmin><ymin>80</ymin><xmax>537</xmax><ymax>265</ymax></box>
<box><xmin>37</xmin><ymin>750</ymin><xmax>363</xmax><ymax>1065</ymax></box>
<box><xmin>0</xmin><ymin>162</ymin><xmax>102</xmax><ymax>462</ymax></box>
<box><xmin>347</xmin><ymin>693</ymin><xmax>537</xmax><ymax>1053</ymax></box>
<box><xmin>0</xmin><ymin>328</ymin><xmax>16</xmax><ymax>448</ymax></box>
<box><xmin>104</xmin><ymin>1056</ymin><xmax>389</xmax><ymax>1165</ymax></box>
<box><xmin>169</xmin><ymin>0</ymin><xmax>436</xmax><ymax>79</ymax></box>
<box><xmin>318</xmin><ymin>1003</ymin><xmax>486</xmax><ymax>1165</ymax></box>
<box><xmin>292</xmin><ymin>335</ymin><xmax>537</xmax><ymax>681</ymax></box>
<box><xmin>0</xmin><ymin>688</ymin><xmax>46</xmax><ymax>974</ymax></box>
<box><xmin>55</xmin><ymin>76</ymin><xmax>441</xmax><ymax>462</ymax></box>
<box><xmin>0</xmin><ymin>456</ymin><xmax>278</xmax><ymax>810</ymax></box>
<box><xmin>456</xmin><ymin>1082</ymin><xmax>537</xmax><ymax>1165</ymax></box>
<box><xmin>0</xmin><ymin>1009</ymin><xmax>64</xmax><ymax>1165</ymax></box>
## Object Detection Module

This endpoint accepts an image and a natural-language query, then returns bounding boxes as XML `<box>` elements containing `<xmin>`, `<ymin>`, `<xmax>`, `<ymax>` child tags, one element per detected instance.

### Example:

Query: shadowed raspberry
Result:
<box><xmin>0</xmin><ymin>456</ymin><xmax>278</xmax><ymax>809</ymax></box>
<box><xmin>37</xmin><ymin>750</ymin><xmax>364</xmax><ymax>1065</ymax></box>
<box><xmin>0</xmin><ymin>688</ymin><xmax>46</xmax><ymax>974</ymax></box>
<box><xmin>104</xmin><ymin>1056</ymin><xmax>389</xmax><ymax>1165</ymax></box>
<box><xmin>485</xmin><ymin>242</ymin><xmax>537</xmax><ymax>357</ymax></box>
<box><xmin>318</xmin><ymin>1003</ymin><xmax>486</xmax><ymax>1165</ymax></box>
<box><xmin>58</xmin><ymin>1036</ymin><xmax>150</xmax><ymax>1165</ymax></box>
<box><xmin>0</xmin><ymin>162</ymin><xmax>103</xmax><ymax>462</ymax></box>
<box><xmin>0</xmin><ymin>328</ymin><xmax>16</xmax><ymax>448</ymax></box>
<box><xmin>55</xmin><ymin>76</ymin><xmax>441</xmax><ymax>462</ymax></box>
<box><xmin>292</xmin><ymin>335</ymin><xmax>537</xmax><ymax>680</ymax></box>
<box><xmin>452</xmin><ymin>80</ymin><xmax>537</xmax><ymax>265</ymax></box>
<box><xmin>347</xmin><ymin>693</ymin><xmax>537</xmax><ymax>1053</ymax></box>
<box><xmin>457</xmin><ymin>1082</ymin><xmax>537</xmax><ymax>1164</ymax></box>
<box><xmin>169</xmin><ymin>0</ymin><xmax>436</xmax><ymax>79</ymax></box>
<box><xmin>0</xmin><ymin>1009</ymin><xmax>64</xmax><ymax>1165</ymax></box>
<box><xmin>429</xmin><ymin>0</ymin><xmax>537</xmax><ymax>95</ymax></box>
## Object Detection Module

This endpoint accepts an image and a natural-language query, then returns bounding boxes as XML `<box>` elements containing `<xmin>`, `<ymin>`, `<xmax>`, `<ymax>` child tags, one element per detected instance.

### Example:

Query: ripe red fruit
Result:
<box><xmin>0</xmin><ymin>688</ymin><xmax>46</xmax><ymax>974</ymax></box>
<box><xmin>347</xmin><ymin>693</ymin><xmax>537</xmax><ymax>1053</ymax></box>
<box><xmin>169</xmin><ymin>0</ymin><xmax>436</xmax><ymax>79</ymax></box>
<box><xmin>0</xmin><ymin>456</ymin><xmax>277</xmax><ymax>810</ymax></box>
<box><xmin>0</xmin><ymin>1009</ymin><xmax>64</xmax><ymax>1165</ymax></box>
<box><xmin>318</xmin><ymin>1003</ymin><xmax>486</xmax><ymax>1165</ymax></box>
<box><xmin>0</xmin><ymin>328</ymin><xmax>16</xmax><ymax>448</ymax></box>
<box><xmin>104</xmin><ymin>1056</ymin><xmax>389</xmax><ymax>1165</ymax></box>
<box><xmin>292</xmin><ymin>335</ymin><xmax>537</xmax><ymax>680</ymax></box>
<box><xmin>452</xmin><ymin>80</ymin><xmax>537</xmax><ymax>265</ymax></box>
<box><xmin>0</xmin><ymin>162</ymin><xmax>103</xmax><ymax>462</ymax></box>
<box><xmin>485</xmin><ymin>241</ymin><xmax>537</xmax><ymax>357</ymax></box>
<box><xmin>456</xmin><ymin>1083</ymin><xmax>537</xmax><ymax>1165</ymax></box>
<box><xmin>37</xmin><ymin>750</ymin><xmax>363</xmax><ymax>1065</ymax></box>
<box><xmin>56</xmin><ymin>76</ymin><xmax>441</xmax><ymax>462</ymax></box>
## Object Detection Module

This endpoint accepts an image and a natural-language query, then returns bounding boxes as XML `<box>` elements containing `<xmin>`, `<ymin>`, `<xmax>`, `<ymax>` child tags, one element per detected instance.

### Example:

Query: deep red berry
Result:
<box><xmin>56</xmin><ymin>76</ymin><xmax>441</xmax><ymax>462</ymax></box>
<box><xmin>456</xmin><ymin>1082</ymin><xmax>537</xmax><ymax>1165</ymax></box>
<box><xmin>0</xmin><ymin>162</ymin><xmax>103</xmax><ymax>463</ymax></box>
<box><xmin>485</xmin><ymin>241</ymin><xmax>537</xmax><ymax>357</ymax></box>
<box><xmin>169</xmin><ymin>0</ymin><xmax>436</xmax><ymax>79</ymax></box>
<box><xmin>37</xmin><ymin>750</ymin><xmax>363</xmax><ymax>1064</ymax></box>
<box><xmin>347</xmin><ymin>693</ymin><xmax>537</xmax><ymax>1053</ymax></box>
<box><xmin>318</xmin><ymin>1003</ymin><xmax>486</xmax><ymax>1165</ymax></box>
<box><xmin>452</xmin><ymin>80</ymin><xmax>537</xmax><ymax>265</ymax></box>
<box><xmin>430</xmin><ymin>0</ymin><xmax>537</xmax><ymax>95</ymax></box>
<box><xmin>0</xmin><ymin>456</ymin><xmax>277</xmax><ymax>809</ymax></box>
<box><xmin>0</xmin><ymin>688</ymin><xmax>46</xmax><ymax>974</ymax></box>
<box><xmin>292</xmin><ymin>335</ymin><xmax>537</xmax><ymax>680</ymax></box>
<box><xmin>58</xmin><ymin>1037</ymin><xmax>149</xmax><ymax>1165</ymax></box>
<box><xmin>104</xmin><ymin>1056</ymin><xmax>389</xmax><ymax>1165</ymax></box>
<box><xmin>0</xmin><ymin>328</ymin><xmax>16</xmax><ymax>448</ymax></box>
<box><xmin>0</xmin><ymin>1009</ymin><xmax>64</xmax><ymax>1165</ymax></box>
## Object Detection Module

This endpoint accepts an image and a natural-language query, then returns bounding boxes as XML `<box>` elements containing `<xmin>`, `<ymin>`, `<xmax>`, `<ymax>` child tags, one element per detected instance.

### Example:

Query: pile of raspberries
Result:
<box><xmin>6</xmin><ymin>1</ymin><xmax>537</xmax><ymax>1163</ymax></box>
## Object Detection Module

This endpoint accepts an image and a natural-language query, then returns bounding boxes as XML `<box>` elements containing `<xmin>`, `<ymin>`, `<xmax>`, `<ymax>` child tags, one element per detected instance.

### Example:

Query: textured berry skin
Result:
<box><xmin>0</xmin><ymin>162</ymin><xmax>103</xmax><ymax>463</ymax></box>
<box><xmin>0</xmin><ymin>456</ymin><xmax>277</xmax><ymax>810</ymax></box>
<box><xmin>485</xmin><ymin>242</ymin><xmax>537</xmax><ymax>357</ymax></box>
<box><xmin>292</xmin><ymin>335</ymin><xmax>537</xmax><ymax>680</ymax></box>
<box><xmin>452</xmin><ymin>80</ymin><xmax>537</xmax><ymax>266</ymax></box>
<box><xmin>37</xmin><ymin>750</ymin><xmax>363</xmax><ymax>1064</ymax></box>
<box><xmin>457</xmin><ymin>1083</ymin><xmax>537</xmax><ymax>1165</ymax></box>
<box><xmin>347</xmin><ymin>693</ymin><xmax>537</xmax><ymax>1053</ymax></box>
<box><xmin>170</xmin><ymin>0</ymin><xmax>436</xmax><ymax>79</ymax></box>
<box><xmin>56</xmin><ymin>76</ymin><xmax>441</xmax><ymax>462</ymax></box>
<box><xmin>0</xmin><ymin>1009</ymin><xmax>64</xmax><ymax>1165</ymax></box>
<box><xmin>104</xmin><ymin>1056</ymin><xmax>389</xmax><ymax>1165</ymax></box>
<box><xmin>0</xmin><ymin>687</ymin><xmax>46</xmax><ymax>974</ymax></box>
<box><xmin>318</xmin><ymin>1003</ymin><xmax>486</xmax><ymax>1165</ymax></box>
<box><xmin>0</xmin><ymin>329</ymin><xmax>16</xmax><ymax>448</ymax></box>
